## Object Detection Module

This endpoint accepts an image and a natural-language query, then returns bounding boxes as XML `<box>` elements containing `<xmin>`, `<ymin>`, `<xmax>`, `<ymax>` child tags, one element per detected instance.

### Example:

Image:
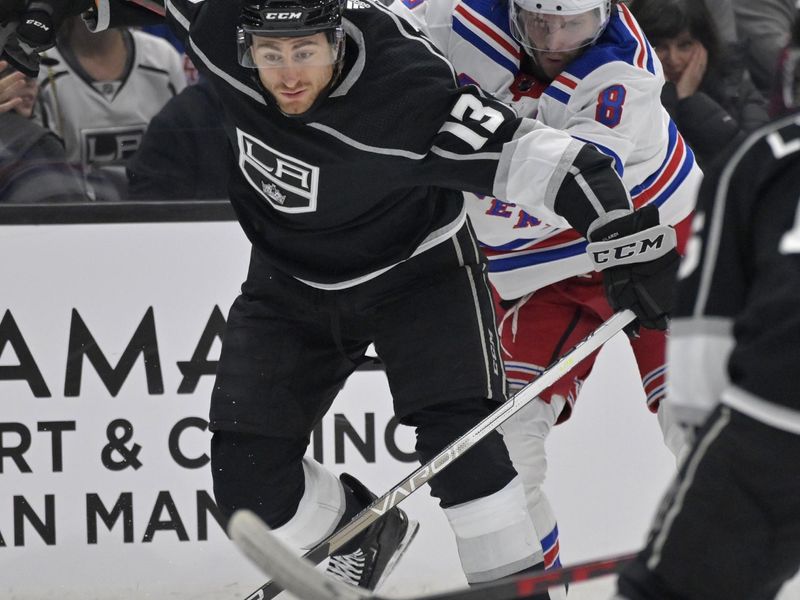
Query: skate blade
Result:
<box><xmin>374</xmin><ymin>519</ymin><xmax>420</xmax><ymax>592</ymax></box>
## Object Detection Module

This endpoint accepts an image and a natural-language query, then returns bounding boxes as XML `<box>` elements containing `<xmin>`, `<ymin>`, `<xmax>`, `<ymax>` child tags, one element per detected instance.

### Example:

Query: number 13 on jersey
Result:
<box><xmin>441</xmin><ymin>94</ymin><xmax>505</xmax><ymax>150</ymax></box>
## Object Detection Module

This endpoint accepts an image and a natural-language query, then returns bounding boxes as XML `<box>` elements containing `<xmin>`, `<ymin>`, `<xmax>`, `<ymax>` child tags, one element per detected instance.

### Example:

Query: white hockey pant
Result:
<box><xmin>498</xmin><ymin>395</ymin><xmax>568</xmax><ymax>600</ymax></box>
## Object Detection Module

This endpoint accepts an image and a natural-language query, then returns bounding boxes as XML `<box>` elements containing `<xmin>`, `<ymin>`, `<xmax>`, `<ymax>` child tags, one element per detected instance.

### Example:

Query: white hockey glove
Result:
<box><xmin>587</xmin><ymin>205</ymin><xmax>679</xmax><ymax>333</ymax></box>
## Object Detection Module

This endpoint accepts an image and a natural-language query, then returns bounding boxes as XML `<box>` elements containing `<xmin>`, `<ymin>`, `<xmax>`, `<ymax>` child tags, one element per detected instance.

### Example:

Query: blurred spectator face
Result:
<box><xmin>251</xmin><ymin>33</ymin><xmax>337</xmax><ymax>114</ymax></box>
<box><xmin>653</xmin><ymin>30</ymin><xmax>702</xmax><ymax>83</ymax></box>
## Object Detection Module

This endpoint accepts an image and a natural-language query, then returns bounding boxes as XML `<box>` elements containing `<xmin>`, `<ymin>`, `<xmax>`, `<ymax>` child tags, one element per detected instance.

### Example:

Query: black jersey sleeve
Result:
<box><xmin>410</xmin><ymin>83</ymin><xmax>633</xmax><ymax>237</ymax></box>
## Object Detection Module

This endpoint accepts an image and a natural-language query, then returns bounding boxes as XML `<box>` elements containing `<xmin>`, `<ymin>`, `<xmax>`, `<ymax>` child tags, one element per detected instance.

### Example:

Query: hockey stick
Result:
<box><xmin>237</xmin><ymin>308</ymin><xmax>636</xmax><ymax>600</ymax></box>
<box><xmin>230</xmin><ymin>509</ymin><xmax>636</xmax><ymax>600</ymax></box>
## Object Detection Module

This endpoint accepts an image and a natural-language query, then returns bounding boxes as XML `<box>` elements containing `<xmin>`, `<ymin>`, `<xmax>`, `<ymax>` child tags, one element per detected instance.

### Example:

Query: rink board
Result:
<box><xmin>2</xmin><ymin>217</ymin><xmax>788</xmax><ymax>599</ymax></box>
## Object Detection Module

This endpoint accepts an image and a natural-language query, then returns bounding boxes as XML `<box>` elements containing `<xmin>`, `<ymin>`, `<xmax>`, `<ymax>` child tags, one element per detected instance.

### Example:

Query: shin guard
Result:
<box><xmin>444</xmin><ymin>476</ymin><xmax>542</xmax><ymax>583</ymax></box>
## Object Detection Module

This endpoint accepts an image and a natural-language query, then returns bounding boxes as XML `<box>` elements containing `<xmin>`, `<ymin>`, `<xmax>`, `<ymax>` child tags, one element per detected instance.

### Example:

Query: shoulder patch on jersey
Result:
<box><xmin>346</xmin><ymin>0</ymin><xmax>371</xmax><ymax>9</ymax></box>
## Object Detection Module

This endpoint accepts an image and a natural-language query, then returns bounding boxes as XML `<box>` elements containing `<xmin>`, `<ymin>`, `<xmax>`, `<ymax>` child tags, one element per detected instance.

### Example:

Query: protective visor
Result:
<box><xmin>237</xmin><ymin>27</ymin><xmax>344</xmax><ymax>69</ymax></box>
<box><xmin>510</xmin><ymin>3</ymin><xmax>607</xmax><ymax>53</ymax></box>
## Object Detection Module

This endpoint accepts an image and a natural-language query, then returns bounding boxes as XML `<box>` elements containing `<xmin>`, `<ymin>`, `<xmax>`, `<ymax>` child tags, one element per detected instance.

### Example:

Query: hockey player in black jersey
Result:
<box><xmin>2</xmin><ymin>0</ymin><xmax>681</xmax><ymax>593</ymax></box>
<box><xmin>614</xmin><ymin>15</ymin><xmax>800</xmax><ymax>600</ymax></box>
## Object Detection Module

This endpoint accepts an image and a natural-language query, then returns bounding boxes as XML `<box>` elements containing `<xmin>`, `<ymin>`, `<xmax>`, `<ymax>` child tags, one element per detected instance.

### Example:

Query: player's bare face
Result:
<box><xmin>653</xmin><ymin>30</ymin><xmax>700</xmax><ymax>83</ymax></box>
<box><xmin>252</xmin><ymin>33</ymin><xmax>335</xmax><ymax>114</ymax></box>
<box><xmin>523</xmin><ymin>12</ymin><xmax>598</xmax><ymax>78</ymax></box>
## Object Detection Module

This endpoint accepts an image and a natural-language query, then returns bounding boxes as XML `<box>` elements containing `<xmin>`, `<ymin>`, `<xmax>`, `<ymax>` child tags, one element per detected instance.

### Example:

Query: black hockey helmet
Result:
<box><xmin>239</xmin><ymin>0</ymin><xmax>344</xmax><ymax>37</ymax></box>
<box><xmin>237</xmin><ymin>0</ymin><xmax>346</xmax><ymax>69</ymax></box>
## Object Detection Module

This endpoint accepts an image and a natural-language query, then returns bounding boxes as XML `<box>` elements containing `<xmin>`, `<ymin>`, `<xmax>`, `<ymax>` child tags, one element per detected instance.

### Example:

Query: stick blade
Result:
<box><xmin>229</xmin><ymin>509</ymin><xmax>376</xmax><ymax>600</ymax></box>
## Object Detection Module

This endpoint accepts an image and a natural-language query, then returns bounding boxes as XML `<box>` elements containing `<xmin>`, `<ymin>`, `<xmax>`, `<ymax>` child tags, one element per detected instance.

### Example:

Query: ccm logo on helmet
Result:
<box><xmin>264</xmin><ymin>11</ymin><xmax>303</xmax><ymax>19</ymax></box>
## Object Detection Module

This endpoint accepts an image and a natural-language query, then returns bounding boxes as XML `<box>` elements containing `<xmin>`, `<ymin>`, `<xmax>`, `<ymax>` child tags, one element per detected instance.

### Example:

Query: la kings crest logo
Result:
<box><xmin>237</xmin><ymin>129</ymin><xmax>319</xmax><ymax>213</ymax></box>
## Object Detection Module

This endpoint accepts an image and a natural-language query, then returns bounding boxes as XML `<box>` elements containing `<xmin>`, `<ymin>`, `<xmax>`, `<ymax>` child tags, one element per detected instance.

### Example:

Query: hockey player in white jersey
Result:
<box><xmin>393</xmin><ymin>0</ymin><xmax>703</xmax><ymax>589</ymax></box>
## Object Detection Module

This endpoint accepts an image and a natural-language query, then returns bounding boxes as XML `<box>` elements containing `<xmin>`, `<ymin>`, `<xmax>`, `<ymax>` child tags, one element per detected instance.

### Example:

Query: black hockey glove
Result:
<box><xmin>0</xmin><ymin>0</ymin><xmax>89</xmax><ymax>77</ymax></box>
<box><xmin>586</xmin><ymin>204</ymin><xmax>680</xmax><ymax>334</ymax></box>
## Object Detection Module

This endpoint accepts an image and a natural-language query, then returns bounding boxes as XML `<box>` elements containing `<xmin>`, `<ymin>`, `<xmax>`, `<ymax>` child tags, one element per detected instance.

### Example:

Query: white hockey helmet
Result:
<box><xmin>509</xmin><ymin>0</ymin><xmax>612</xmax><ymax>53</ymax></box>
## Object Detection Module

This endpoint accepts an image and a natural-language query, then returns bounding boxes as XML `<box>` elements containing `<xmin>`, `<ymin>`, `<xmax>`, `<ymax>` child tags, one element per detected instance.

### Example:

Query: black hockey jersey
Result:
<box><xmin>668</xmin><ymin>111</ymin><xmax>800</xmax><ymax>432</ymax></box>
<box><xmin>90</xmin><ymin>0</ymin><xmax>631</xmax><ymax>288</ymax></box>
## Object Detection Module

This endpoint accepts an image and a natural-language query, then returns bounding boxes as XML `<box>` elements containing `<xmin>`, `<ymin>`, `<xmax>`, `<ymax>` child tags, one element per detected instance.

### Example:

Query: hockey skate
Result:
<box><xmin>325</xmin><ymin>473</ymin><xmax>419</xmax><ymax>591</ymax></box>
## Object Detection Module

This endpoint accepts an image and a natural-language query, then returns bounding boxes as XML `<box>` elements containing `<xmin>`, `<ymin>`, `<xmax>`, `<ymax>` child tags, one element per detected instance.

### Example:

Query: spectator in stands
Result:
<box><xmin>631</xmin><ymin>0</ymin><xmax>769</xmax><ymax>169</ymax></box>
<box><xmin>0</xmin><ymin>60</ymin><xmax>86</xmax><ymax>203</ymax></box>
<box><xmin>733</xmin><ymin>0</ymin><xmax>796</xmax><ymax>96</ymax></box>
<box><xmin>38</xmin><ymin>16</ymin><xmax>186</xmax><ymax>199</ymax></box>
<box><xmin>127</xmin><ymin>77</ymin><xmax>229</xmax><ymax>200</ymax></box>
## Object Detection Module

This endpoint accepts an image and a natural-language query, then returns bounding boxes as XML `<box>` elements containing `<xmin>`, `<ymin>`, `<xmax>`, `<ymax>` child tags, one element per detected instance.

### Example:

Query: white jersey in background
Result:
<box><xmin>38</xmin><ymin>29</ymin><xmax>186</xmax><ymax>176</ymax></box>
<box><xmin>395</xmin><ymin>0</ymin><xmax>702</xmax><ymax>299</ymax></box>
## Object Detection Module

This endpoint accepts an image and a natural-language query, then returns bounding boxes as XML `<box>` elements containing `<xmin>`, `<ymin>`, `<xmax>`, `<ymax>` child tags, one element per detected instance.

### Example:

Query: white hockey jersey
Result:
<box><xmin>38</xmin><ymin>29</ymin><xmax>186</xmax><ymax>175</ymax></box>
<box><xmin>395</xmin><ymin>0</ymin><xmax>702</xmax><ymax>298</ymax></box>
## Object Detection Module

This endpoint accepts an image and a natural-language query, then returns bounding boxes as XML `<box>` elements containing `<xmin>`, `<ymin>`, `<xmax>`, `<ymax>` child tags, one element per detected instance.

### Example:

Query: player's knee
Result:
<box><xmin>404</xmin><ymin>397</ymin><xmax>517</xmax><ymax>506</ymax></box>
<box><xmin>210</xmin><ymin>430</ymin><xmax>306</xmax><ymax>526</ymax></box>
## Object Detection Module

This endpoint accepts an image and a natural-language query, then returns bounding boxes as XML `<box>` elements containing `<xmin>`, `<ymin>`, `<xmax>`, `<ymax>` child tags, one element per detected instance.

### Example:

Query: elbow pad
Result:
<box><xmin>553</xmin><ymin>143</ymin><xmax>632</xmax><ymax>237</ymax></box>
